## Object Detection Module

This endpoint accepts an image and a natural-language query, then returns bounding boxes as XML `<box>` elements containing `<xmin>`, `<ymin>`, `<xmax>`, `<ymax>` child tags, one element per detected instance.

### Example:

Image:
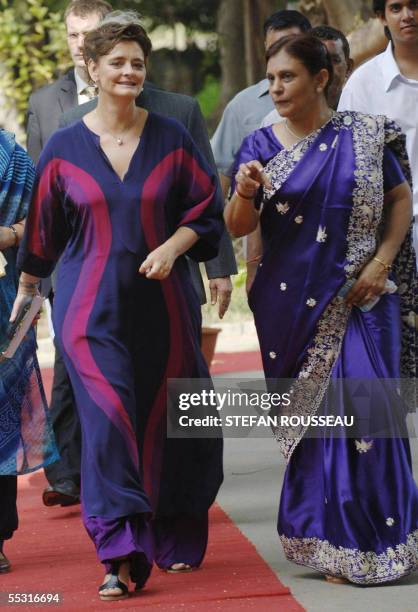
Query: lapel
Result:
<box><xmin>58</xmin><ymin>69</ymin><xmax>78</xmax><ymax>113</ymax></box>
<box><xmin>136</xmin><ymin>82</ymin><xmax>151</xmax><ymax>111</ymax></box>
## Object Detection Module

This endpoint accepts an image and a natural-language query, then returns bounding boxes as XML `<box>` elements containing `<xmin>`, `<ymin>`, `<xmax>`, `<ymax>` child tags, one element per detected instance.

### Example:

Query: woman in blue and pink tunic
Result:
<box><xmin>14</xmin><ymin>17</ymin><xmax>223</xmax><ymax>600</ymax></box>
<box><xmin>226</xmin><ymin>34</ymin><xmax>418</xmax><ymax>585</ymax></box>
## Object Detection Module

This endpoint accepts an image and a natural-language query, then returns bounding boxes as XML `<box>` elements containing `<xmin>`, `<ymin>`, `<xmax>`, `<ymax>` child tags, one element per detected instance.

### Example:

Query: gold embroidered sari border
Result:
<box><xmin>280</xmin><ymin>529</ymin><xmax>418</xmax><ymax>585</ymax></box>
<box><xmin>273</xmin><ymin>113</ymin><xmax>388</xmax><ymax>461</ymax></box>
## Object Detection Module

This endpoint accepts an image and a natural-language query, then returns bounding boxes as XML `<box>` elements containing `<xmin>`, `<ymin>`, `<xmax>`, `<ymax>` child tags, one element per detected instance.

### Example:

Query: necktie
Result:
<box><xmin>81</xmin><ymin>85</ymin><xmax>96</xmax><ymax>100</ymax></box>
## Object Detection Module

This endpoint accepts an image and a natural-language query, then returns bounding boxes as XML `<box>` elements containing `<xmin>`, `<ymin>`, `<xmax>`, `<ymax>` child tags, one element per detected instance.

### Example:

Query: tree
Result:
<box><xmin>216</xmin><ymin>0</ymin><xmax>281</xmax><ymax>110</ymax></box>
<box><xmin>298</xmin><ymin>0</ymin><xmax>387</xmax><ymax>67</ymax></box>
<box><xmin>0</xmin><ymin>0</ymin><xmax>68</xmax><ymax>130</ymax></box>
<box><xmin>121</xmin><ymin>0</ymin><xmax>220</xmax><ymax>32</ymax></box>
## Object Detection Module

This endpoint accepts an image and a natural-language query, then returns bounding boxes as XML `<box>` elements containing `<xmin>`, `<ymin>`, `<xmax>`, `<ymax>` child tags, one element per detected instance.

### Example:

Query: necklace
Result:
<box><xmin>97</xmin><ymin>111</ymin><xmax>139</xmax><ymax>146</ymax></box>
<box><xmin>284</xmin><ymin>110</ymin><xmax>334</xmax><ymax>142</ymax></box>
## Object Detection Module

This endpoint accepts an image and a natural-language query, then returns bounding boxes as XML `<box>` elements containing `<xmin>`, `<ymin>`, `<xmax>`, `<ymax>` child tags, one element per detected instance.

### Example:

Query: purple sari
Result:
<box><xmin>235</xmin><ymin>112</ymin><xmax>418</xmax><ymax>583</ymax></box>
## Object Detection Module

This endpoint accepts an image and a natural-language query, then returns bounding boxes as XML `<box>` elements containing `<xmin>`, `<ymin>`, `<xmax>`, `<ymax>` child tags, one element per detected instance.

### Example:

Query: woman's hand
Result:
<box><xmin>0</xmin><ymin>226</ymin><xmax>15</xmax><ymax>250</ymax></box>
<box><xmin>139</xmin><ymin>243</ymin><xmax>177</xmax><ymax>280</ymax></box>
<box><xmin>9</xmin><ymin>291</ymin><xmax>40</xmax><ymax>326</ymax></box>
<box><xmin>9</xmin><ymin>275</ymin><xmax>41</xmax><ymax>323</ymax></box>
<box><xmin>139</xmin><ymin>227</ymin><xmax>199</xmax><ymax>280</ymax></box>
<box><xmin>345</xmin><ymin>259</ymin><xmax>388</xmax><ymax>307</ymax></box>
<box><xmin>235</xmin><ymin>161</ymin><xmax>272</xmax><ymax>197</ymax></box>
<box><xmin>225</xmin><ymin>162</ymin><xmax>269</xmax><ymax>238</ymax></box>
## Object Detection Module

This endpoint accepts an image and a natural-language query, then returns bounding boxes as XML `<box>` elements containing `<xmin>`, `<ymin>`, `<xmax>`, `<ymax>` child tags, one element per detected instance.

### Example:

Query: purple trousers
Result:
<box><xmin>84</xmin><ymin>509</ymin><xmax>208</xmax><ymax>587</ymax></box>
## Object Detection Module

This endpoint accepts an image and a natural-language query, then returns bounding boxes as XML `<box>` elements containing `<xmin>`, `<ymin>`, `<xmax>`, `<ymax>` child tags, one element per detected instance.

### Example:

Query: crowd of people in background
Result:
<box><xmin>0</xmin><ymin>0</ymin><xmax>417</xmax><ymax>601</ymax></box>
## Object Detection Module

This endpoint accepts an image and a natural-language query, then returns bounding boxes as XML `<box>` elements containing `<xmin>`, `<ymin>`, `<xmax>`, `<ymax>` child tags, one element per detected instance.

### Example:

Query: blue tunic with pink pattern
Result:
<box><xmin>18</xmin><ymin>113</ymin><xmax>224</xmax><ymax>580</ymax></box>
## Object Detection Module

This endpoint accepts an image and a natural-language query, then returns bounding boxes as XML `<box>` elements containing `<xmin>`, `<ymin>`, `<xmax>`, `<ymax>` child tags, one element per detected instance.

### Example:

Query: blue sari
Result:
<box><xmin>0</xmin><ymin>129</ymin><xmax>58</xmax><ymax>475</ymax></box>
<box><xmin>235</xmin><ymin>112</ymin><xmax>418</xmax><ymax>583</ymax></box>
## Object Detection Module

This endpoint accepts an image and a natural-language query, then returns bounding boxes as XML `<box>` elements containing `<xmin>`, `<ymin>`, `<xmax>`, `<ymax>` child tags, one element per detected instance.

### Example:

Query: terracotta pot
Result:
<box><xmin>201</xmin><ymin>326</ymin><xmax>222</xmax><ymax>367</ymax></box>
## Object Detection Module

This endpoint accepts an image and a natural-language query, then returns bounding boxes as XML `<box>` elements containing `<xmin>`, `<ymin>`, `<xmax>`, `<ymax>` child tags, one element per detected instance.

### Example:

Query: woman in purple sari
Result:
<box><xmin>225</xmin><ymin>34</ymin><xmax>418</xmax><ymax>584</ymax></box>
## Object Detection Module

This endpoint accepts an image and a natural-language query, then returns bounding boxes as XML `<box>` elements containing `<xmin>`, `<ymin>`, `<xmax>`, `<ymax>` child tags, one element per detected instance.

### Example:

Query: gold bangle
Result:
<box><xmin>373</xmin><ymin>256</ymin><xmax>392</xmax><ymax>272</ymax></box>
<box><xmin>9</xmin><ymin>225</ymin><xmax>18</xmax><ymax>246</ymax></box>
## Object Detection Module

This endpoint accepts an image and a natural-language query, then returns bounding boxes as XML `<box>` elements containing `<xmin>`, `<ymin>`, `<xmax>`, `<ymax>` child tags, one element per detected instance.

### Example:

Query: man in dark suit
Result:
<box><xmin>27</xmin><ymin>0</ymin><xmax>113</xmax><ymax>163</ymax></box>
<box><xmin>26</xmin><ymin>2</ymin><xmax>236</xmax><ymax>507</ymax></box>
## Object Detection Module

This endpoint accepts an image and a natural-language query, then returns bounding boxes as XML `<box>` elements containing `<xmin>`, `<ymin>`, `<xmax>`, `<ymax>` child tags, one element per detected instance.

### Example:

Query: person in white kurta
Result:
<box><xmin>338</xmin><ymin>0</ymin><xmax>418</xmax><ymax>268</ymax></box>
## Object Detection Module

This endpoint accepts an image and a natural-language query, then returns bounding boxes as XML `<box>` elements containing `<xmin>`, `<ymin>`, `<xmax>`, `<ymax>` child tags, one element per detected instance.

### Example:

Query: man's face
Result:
<box><xmin>381</xmin><ymin>1</ymin><xmax>418</xmax><ymax>45</ymax></box>
<box><xmin>264</xmin><ymin>26</ymin><xmax>304</xmax><ymax>50</ymax></box>
<box><xmin>323</xmin><ymin>38</ymin><xmax>351</xmax><ymax>109</ymax></box>
<box><xmin>66</xmin><ymin>12</ymin><xmax>102</xmax><ymax>70</ymax></box>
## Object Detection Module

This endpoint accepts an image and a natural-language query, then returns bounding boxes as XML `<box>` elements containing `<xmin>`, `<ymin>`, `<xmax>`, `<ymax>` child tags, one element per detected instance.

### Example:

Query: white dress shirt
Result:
<box><xmin>338</xmin><ymin>44</ymin><xmax>418</xmax><ymax>265</ymax></box>
<box><xmin>260</xmin><ymin>108</ymin><xmax>281</xmax><ymax>128</ymax></box>
<box><xmin>74</xmin><ymin>71</ymin><xmax>96</xmax><ymax>106</ymax></box>
<box><xmin>210</xmin><ymin>79</ymin><xmax>274</xmax><ymax>176</ymax></box>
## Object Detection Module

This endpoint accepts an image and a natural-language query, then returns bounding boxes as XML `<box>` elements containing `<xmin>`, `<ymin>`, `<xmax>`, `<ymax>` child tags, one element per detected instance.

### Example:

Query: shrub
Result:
<box><xmin>0</xmin><ymin>0</ymin><xmax>69</xmax><ymax>129</ymax></box>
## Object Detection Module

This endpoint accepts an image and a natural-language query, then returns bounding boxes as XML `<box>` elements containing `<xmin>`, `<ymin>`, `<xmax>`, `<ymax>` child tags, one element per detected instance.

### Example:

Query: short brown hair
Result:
<box><xmin>64</xmin><ymin>0</ymin><xmax>112</xmax><ymax>22</ymax></box>
<box><xmin>83</xmin><ymin>21</ymin><xmax>152</xmax><ymax>64</ymax></box>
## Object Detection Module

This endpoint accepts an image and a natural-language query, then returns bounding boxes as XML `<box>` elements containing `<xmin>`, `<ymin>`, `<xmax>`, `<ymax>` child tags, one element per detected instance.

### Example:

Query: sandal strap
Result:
<box><xmin>99</xmin><ymin>574</ymin><xmax>129</xmax><ymax>595</ymax></box>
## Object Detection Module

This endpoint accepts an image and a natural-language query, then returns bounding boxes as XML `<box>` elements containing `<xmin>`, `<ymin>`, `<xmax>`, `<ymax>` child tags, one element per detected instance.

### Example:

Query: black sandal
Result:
<box><xmin>0</xmin><ymin>551</ymin><xmax>11</xmax><ymax>574</ymax></box>
<box><xmin>99</xmin><ymin>561</ymin><xmax>129</xmax><ymax>602</ymax></box>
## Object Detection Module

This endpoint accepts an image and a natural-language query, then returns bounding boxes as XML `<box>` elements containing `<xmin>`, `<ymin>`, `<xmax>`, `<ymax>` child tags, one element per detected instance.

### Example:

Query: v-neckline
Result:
<box><xmin>81</xmin><ymin>112</ymin><xmax>151</xmax><ymax>184</ymax></box>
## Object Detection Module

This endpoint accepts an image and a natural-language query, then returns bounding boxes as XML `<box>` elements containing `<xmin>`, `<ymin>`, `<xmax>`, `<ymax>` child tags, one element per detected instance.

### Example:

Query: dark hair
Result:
<box><xmin>83</xmin><ymin>22</ymin><xmax>152</xmax><ymax>64</ymax></box>
<box><xmin>373</xmin><ymin>0</ymin><xmax>392</xmax><ymax>39</ymax></box>
<box><xmin>263</xmin><ymin>10</ymin><xmax>311</xmax><ymax>38</ymax></box>
<box><xmin>311</xmin><ymin>25</ymin><xmax>350</xmax><ymax>62</ymax></box>
<box><xmin>64</xmin><ymin>0</ymin><xmax>112</xmax><ymax>21</ymax></box>
<box><xmin>373</xmin><ymin>0</ymin><xmax>386</xmax><ymax>13</ymax></box>
<box><xmin>266</xmin><ymin>34</ymin><xmax>334</xmax><ymax>95</ymax></box>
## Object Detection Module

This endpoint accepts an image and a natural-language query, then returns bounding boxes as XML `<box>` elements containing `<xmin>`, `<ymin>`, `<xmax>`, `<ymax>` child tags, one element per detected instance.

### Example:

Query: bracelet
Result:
<box><xmin>246</xmin><ymin>255</ymin><xmax>261</xmax><ymax>264</ymax></box>
<box><xmin>235</xmin><ymin>188</ymin><xmax>256</xmax><ymax>201</ymax></box>
<box><xmin>19</xmin><ymin>280</ymin><xmax>39</xmax><ymax>289</ymax></box>
<box><xmin>9</xmin><ymin>225</ymin><xmax>18</xmax><ymax>246</ymax></box>
<box><xmin>373</xmin><ymin>256</ymin><xmax>392</xmax><ymax>273</ymax></box>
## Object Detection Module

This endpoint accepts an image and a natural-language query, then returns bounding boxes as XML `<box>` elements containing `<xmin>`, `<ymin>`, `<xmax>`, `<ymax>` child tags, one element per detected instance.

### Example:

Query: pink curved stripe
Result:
<box><xmin>27</xmin><ymin>159</ymin><xmax>61</xmax><ymax>260</ymax></box>
<box><xmin>178</xmin><ymin>150</ymin><xmax>214</xmax><ymax>225</ymax></box>
<box><xmin>140</xmin><ymin>149</ymin><xmax>207</xmax><ymax>504</ymax></box>
<box><xmin>35</xmin><ymin>159</ymin><xmax>138</xmax><ymax>464</ymax></box>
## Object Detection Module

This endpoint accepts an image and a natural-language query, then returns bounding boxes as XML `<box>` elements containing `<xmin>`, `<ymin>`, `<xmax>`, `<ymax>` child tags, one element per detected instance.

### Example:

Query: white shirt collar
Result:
<box><xmin>74</xmin><ymin>70</ymin><xmax>90</xmax><ymax>95</ymax></box>
<box><xmin>257</xmin><ymin>78</ymin><xmax>270</xmax><ymax>98</ymax></box>
<box><xmin>379</xmin><ymin>43</ymin><xmax>402</xmax><ymax>92</ymax></box>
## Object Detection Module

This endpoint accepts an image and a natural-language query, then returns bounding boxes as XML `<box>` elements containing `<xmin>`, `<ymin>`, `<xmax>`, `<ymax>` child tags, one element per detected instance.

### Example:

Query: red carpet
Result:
<box><xmin>2</xmin><ymin>471</ymin><xmax>304</xmax><ymax>611</ymax></box>
<box><xmin>5</xmin><ymin>356</ymin><xmax>303</xmax><ymax>610</ymax></box>
<box><xmin>211</xmin><ymin>351</ymin><xmax>263</xmax><ymax>375</ymax></box>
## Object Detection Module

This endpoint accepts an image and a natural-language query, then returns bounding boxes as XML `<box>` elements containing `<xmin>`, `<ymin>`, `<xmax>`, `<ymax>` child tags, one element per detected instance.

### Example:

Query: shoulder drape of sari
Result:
<box><xmin>254</xmin><ymin>112</ymin><xmax>416</xmax><ymax>460</ymax></box>
<box><xmin>0</xmin><ymin>129</ymin><xmax>58</xmax><ymax>475</ymax></box>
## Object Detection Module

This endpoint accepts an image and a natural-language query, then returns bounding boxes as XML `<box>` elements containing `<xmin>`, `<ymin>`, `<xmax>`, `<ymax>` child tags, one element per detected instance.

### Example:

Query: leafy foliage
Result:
<box><xmin>42</xmin><ymin>0</ymin><xmax>221</xmax><ymax>30</ymax></box>
<box><xmin>0</xmin><ymin>0</ymin><xmax>69</xmax><ymax>128</ymax></box>
<box><xmin>116</xmin><ymin>0</ymin><xmax>220</xmax><ymax>32</ymax></box>
<box><xmin>196</xmin><ymin>75</ymin><xmax>221</xmax><ymax>119</ymax></box>
<box><xmin>0</xmin><ymin>0</ymin><xmax>221</xmax><ymax>128</ymax></box>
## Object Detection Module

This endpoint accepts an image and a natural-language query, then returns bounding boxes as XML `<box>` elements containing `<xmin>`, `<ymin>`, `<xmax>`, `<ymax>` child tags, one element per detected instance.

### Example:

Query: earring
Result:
<box><xmin>317</xmin><ymin>87</ymin><xmax>323</xmax><ymax>93</ymax></box>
